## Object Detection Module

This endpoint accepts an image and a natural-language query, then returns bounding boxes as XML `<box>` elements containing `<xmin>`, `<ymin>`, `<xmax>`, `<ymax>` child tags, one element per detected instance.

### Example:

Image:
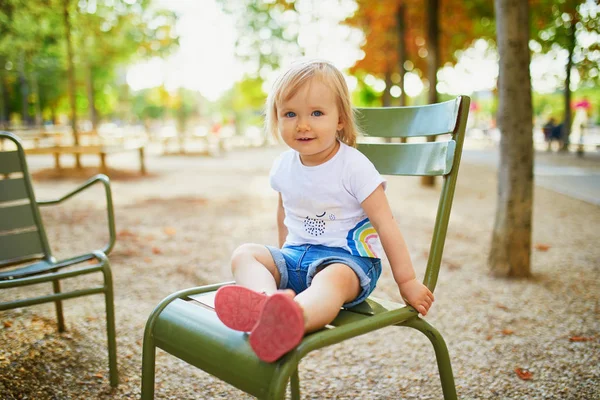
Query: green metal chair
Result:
<box><xmin>141</xmin><ymin>96</ymin><xmax>470</xmax><ymax>399</ymax></box>
<box><xmin>0</xmin><ymin>131</ymin><xmax>118</xmax><ymax>387</ymax></box>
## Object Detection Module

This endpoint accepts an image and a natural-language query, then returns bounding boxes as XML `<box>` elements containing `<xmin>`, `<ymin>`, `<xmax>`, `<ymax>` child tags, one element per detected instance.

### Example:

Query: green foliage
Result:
<box><xmin>532</xmin><ymin>0</ymin><xmax>599</xmax><ymax>86</ymax></box>
<box><xmin>0</xmin><ymin>0</ymin><xmax>179</xmax><ymax>126</ymax></box>
<box><xmin>214</xmin><ymin>76</ymin><xmax>267</xmax><ymax>134</ymax></box>
<box><xmin>216</xmin><ymin>0</ymin><xmax>302</xmax><ymax>78</ymax></box>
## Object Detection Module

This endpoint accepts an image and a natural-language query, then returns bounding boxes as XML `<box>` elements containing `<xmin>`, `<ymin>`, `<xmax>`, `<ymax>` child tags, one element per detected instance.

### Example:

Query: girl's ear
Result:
<box><xmin>337</xmin><ymin>117</ymin><xmax>345</xmax><ymax>132</ymax></box>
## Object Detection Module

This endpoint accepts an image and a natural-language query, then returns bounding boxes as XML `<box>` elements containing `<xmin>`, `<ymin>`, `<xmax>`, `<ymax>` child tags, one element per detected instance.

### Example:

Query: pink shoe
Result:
<box><xmin>214</xmin><ymin>285</ymin><xmax>267</xmax><ymax>332</ymax></box>
<box><xmin>249</xmin><ymin>293</ymin><xmax>304</xmax><ymax>362</ymax></box>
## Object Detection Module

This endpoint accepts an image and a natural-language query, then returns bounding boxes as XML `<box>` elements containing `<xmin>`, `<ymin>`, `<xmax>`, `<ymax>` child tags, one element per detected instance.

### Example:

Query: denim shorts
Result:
<box><xmin>265</xmin><ymin>244</ymin><xmax>382</xmax><ymax>307</ymax></box>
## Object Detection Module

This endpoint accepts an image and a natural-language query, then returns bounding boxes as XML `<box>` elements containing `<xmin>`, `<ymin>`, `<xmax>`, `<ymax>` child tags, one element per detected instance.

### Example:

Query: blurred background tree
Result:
<box><xmin>531</xmin><ymin>0</ymin><xmax>600</xmax><ymax>149</ymax></box>
<box><xmin>0</xmin><ymin>0</ymin><xmax>179</xmax><ymax>138</ymax></box>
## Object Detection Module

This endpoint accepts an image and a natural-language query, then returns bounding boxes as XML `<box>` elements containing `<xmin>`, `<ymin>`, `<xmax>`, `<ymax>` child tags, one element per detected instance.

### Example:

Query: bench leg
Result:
<box><xmin>53</xmin><ymin>153</ymin><xmax>61</xmax><ymax>170</ymax></box>
<box><xmin>139</xmin><ymin>147</ymin><xmax>146</xmax><ymax>175</ymax></box>
<box><xmin>100</xmin><ymin>152</ymin><xmax>108</xmax><ymax>174</ymax></box>
<box><xmin>400</xmin><ymin>318</ymin><xmax>458</xmax><ymax>400</ymax></box>
<box><xmin>52</xmin><ymin>280</ymin><xmax>66</xmax><ymax>332</ymax></box>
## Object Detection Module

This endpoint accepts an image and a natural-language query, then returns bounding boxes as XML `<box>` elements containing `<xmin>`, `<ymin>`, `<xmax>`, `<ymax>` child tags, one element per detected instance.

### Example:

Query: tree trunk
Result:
<box><xmin>382</xmin><ymin>69</ymin><xmax>393</xmax><ymax>107</ymax></box>
<box><xmin>0</xmin><ymin>71</ymin><xmax>6</xmax><ymax>129</ymax></box>
<box><xmin>30</xmin><ymin>72</ymin><xmax>43</xmax><ymax>128</ymax></box>
<box><xmin>489</xmin><ymin>0</ymin><xmax>534</xmax><ymax>278</ymax></box>
<box><xmin>18</xmin><ymin>53</ymin><xmax>30</xmax><ymax>126</ymax></box>
<box><xmin>395</xmin><ymin>2</ymin><xmax>407</xmax><ymax>108</ymax></box>
<box><xmin>561</xmin><ymin>21</ymin><xmax>576</xmax><ymax>152</ymax></box>
<box><xmin>63</xmin><ymin>0</ymin><xmax>81</xmax><ymax>167</ymax></box>
<box><xmin>87</xmin><ymin>64</ymin><xmax>98</xmax><ymax>134</ymax></box>
<box><xmin>421</xmin><ymin>0</ymin><xmax>439</xmax><ymax>187</ymax></box>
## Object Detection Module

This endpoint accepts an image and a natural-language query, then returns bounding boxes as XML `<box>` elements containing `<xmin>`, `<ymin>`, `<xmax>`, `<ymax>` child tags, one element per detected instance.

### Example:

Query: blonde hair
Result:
<box><xmin>265</xmin><ymin>59</ymin><xmax>360</xmax><ymax>147</ymax></box>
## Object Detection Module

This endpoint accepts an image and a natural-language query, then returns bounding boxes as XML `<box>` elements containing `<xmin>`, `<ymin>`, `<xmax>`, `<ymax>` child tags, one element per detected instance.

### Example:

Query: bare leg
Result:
<box><xmin>294</xmin><ymin>263</ymin><xmax>360</xmax><ymax>333</ymax></box>
<box><xmin>231</xmin><ymin>243</ymin><xmax>281</xmax><ymax>294</ymax></box>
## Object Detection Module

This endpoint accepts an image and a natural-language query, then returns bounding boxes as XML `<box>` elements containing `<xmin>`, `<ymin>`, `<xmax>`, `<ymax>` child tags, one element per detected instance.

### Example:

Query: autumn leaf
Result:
<box><xmin>152</xmin><ymin>247</ymin><xmax>162</xmax><ymax>255</ymax></box>
<box><xmin>164</xmin><ymin>227</ymin><xmax>177</xmax><ymax>236</ymax></box>
<box><xmin>534</xmin><ymin>243</ymin><xmax>551</xmax><ymax>251</ymax></box>
<box><xmin>515</xmin><ymin>368</ymin><xmax>533</xmax><ymax>380</ymax></box>
<box><xmin>3</xmin><ymin>321</ymin><xmax>12</xmax><ymax>328</ymax></box>
<box><xmin>118</xmin><ymin>229</ymin><xmax>137</xmax><ymax>238</ymax></box>
<box><xmin>501</xmin><ymin>329</ymin><xmax>514</xmax><ymax>335</ymax></box>
<box><xmin>94</xmin><ymin>373</ymin><xmax>103</xmax><ymax>379</ymax></box>
<box><xmin>569</xmin><ymin>336</ymin><xmax>594</xmax><ymax>342</ymax></box>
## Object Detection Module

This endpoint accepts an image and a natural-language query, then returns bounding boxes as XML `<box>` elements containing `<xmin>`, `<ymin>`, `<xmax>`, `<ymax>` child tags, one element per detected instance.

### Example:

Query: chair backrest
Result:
<box><xmin>0</xmin><ymin>131</ymin><xmax>52</xmax><ymax>268</ymax></box>
<box><xmin>356</xmin><ymin>96</ymin><xmax>470</xmax><ymax>293</ymax></box>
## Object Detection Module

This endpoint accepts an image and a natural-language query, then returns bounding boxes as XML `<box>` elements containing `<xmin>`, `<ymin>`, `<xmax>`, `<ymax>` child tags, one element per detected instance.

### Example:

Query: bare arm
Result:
<box><xmin>361</xmin><ymin>184</ymin><xmax>434</xmax><ymax>315</ymax></box>
<box><xmin>277</xmin><ymin>193</ymin><xmax>288</xmax><ymax>248</ymax></box>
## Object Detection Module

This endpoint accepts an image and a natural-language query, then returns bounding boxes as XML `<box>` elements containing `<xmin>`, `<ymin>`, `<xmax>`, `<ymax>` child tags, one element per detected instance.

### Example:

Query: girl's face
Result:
<box><xmin>277</xmin><ymin>78</ymin><xmax>344</xmax><ymax>166</ymax></box>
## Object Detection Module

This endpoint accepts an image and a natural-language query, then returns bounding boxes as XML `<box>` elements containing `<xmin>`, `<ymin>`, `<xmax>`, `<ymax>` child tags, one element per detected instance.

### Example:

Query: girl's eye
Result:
<box><xmin>312</xmin><ymin>111</ymin><xmax>323</xmax><ymax>117</ymax></box>
<box><xmin>284</xmin><ymin>111</ymin><xmax>296</xmax><ymax>118</ymax></box>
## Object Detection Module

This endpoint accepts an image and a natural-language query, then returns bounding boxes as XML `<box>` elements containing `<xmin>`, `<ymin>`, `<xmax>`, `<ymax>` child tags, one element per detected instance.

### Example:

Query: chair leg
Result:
<box><xmin>102</xmin><ymin>262</ymin><xmax>119</xmax><ymax>387</ymax></box>
<box><xmin>52</xmin><ymin>280</ymin><xmax>66</xmax><ymax>332</ymax></box>
<box><xmin>290</xmin><ymin>368</ymin><xmax>300</xmax><ymax>400</ymax></box>
<box><xmin>141</xmin><ymin>330</ymin><xmax>157</xmax><ymax>400</ymax></box>
<box><xmin>401</xmin><ymin>318</ymin><xmax>458</xmax><ymax>400</ymax></box>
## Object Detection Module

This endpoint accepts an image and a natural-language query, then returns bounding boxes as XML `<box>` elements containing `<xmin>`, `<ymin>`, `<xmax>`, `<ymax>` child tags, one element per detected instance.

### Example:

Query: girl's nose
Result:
<box><xmin>296</xmin><ymin>122</ymin><xmax>310</xmax><ymax>132</ymax></box>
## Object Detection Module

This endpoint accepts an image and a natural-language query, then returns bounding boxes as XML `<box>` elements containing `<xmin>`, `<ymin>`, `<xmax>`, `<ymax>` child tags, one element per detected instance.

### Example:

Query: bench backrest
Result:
<box><xmin>0</xmin><ymin>132</ymin><xmax>52</xmax><ymax>267</ymax></box>
<box><xmin>356</xmin><ymin>96</ymin><xmax>470</xmax><ymax>292</ymax></box>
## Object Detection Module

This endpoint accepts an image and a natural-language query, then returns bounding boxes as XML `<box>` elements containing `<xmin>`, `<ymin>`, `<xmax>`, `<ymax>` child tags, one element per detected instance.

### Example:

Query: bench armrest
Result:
<box><xmin>37</xmin><ymin>174</ymin><xmax>116</xmax><ymax>255</ymax></box>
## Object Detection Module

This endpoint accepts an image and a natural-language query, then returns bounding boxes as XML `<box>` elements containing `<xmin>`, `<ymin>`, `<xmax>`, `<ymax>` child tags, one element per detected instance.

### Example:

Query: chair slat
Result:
<box><xmin>0</xmin><ymin>150</ymin><xmax>22</xmax><ymax>175</ymax></box>
<box><xmin>358</xmin><ymin>141</ymin><xmax>456</xmax><ymax>176</ymax></box>
<box><xmin>356</xmin><ymin>98</ymin><xmax>460</xmax><ymax>138</ymax></box>
<box><xmin>0</xmin><ymin>230</ymin><xmax>44</xmax><ymax>262</ymax></box>
<box><xmin>0</xmin><ymin>177</ymin><xmax>29</xmax><ymax>202</ymax></box>
<box><xmin>0</xmin><ymin>204</ymin><xmax>36</xmax><ymax>231</ymax></box>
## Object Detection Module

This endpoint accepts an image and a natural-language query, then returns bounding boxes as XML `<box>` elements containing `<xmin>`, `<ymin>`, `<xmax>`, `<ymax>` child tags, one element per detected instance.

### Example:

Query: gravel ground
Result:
<box><xmin>0</xmin><ymin>145</ymin><xmax>598</xmax><ymax>399</ymax></box>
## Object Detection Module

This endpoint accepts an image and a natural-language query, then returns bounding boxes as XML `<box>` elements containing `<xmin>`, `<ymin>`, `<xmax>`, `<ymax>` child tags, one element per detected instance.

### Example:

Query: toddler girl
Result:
<box><xmin>215</xmin><ymin>59</ymin><xmax>434</xmax><ymax>362</ymax></box>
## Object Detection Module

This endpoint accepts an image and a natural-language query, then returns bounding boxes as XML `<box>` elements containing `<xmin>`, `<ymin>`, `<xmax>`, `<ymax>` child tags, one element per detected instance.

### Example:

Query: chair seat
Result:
<box><xmin>150</xmin><ymin>289</ymin><xmax>416</xmax><ymax>399</ymax></box>
<box><xmin>0</xmin><ymin>259</ymin><xmax>55</xmax><ymax>280</ymax></box>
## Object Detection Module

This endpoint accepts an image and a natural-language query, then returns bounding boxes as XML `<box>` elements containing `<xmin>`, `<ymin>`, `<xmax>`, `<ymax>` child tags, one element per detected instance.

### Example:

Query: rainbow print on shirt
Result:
<box><xmin>346</xmin><ymin>218</ymin><xmax>379</xmax><ymax>258</ymax></box>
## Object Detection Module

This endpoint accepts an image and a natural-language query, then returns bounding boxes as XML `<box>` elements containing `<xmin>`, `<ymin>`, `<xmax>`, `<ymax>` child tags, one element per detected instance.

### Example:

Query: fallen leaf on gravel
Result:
<box><xmin>164</xmin><ymin>227</ymin><xmax>177</xmax><ymax>235</ymax></box>
<box><xmin>3</xmin><ymin>321</ymin><xmax>12</xmax><ymax>328</ymax></box>
<box><xmin>444</xmin><ymin>261</ymin><xmax>461</xmax><ymax>271</ymax></box>
<box><xmin>94</xmin><ymin>373</ymin><xmax>103</xmax><ymax>379</ymax></box>
<box><xmin>569</xmin><ymin>336</ymin><xmax>594</xmax><ymax>342</ymax></box>
<box><xmin>502</xmin><ymin>329</ymin><xmax>514</xmax><ymax>335</ymax></box>
<box><xmin>515</xmin><ymin>368</ymin><xmax>533</xmax><ymax>380</ymax></box>
<box><xmin>496</xmin><ymin>304</ymin><xmax>509</xmax><ymax>310</ymax></box>
<box><xmin>534</xmin><ymin>243</ymin><xmax>551</xmax><ymax>251</ymax></box>
<box><xmin>152</xmin><ymin>247</ymin><xmax>162</xmax><ymax>255</ymax></box>
<box><xmin>118</xmin><ymin>229</ymin><xmax>137</xmax><ymax>238</ymax></box>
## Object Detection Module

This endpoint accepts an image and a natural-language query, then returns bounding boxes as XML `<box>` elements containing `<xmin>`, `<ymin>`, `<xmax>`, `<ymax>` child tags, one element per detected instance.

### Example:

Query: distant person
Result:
<box><xmin>543</xmin><ymin>117</ymin><xmax>556</xmax><ymax>151</ymax></box>
<box><xmin>551</xmin><ymin>122</ymin><xmax>564</xmax><ymax>152</ymax></box>
<box><xmin>213</xmin><ymin>59</ymin><xmax>433</xmax><ymax>362</ymax></box>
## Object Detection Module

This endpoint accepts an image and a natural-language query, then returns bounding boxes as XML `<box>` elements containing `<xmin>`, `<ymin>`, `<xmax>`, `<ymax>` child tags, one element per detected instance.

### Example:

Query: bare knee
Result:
<box><xmin>230</xmin><ymin>243</ymin><xmax>280</xmax><ymax>290</ymax></box>
<box><xmin>231</xmin><ymin>243</ymin><xmax>262</xmax><ymax>272</ymax></box>
<box><xmin>311</xmin><ymin>264</ymin><xmax>361</xmax><ymax>303</ymax></box>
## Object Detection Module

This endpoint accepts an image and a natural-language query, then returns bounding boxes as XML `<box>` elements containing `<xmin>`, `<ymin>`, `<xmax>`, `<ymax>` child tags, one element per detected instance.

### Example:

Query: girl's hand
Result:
<box><xmin>398</xmin><ymin>279</ymin><xmax>434</xmax><ymax>316</ymax></box>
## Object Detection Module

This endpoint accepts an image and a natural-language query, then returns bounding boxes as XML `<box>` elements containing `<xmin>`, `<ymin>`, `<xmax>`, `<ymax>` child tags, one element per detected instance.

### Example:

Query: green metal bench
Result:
<box><xmin>0</xmin><ymin>131</ymin><xmax>119</xmax><ymax>387</ymax></box>
<box><xmin>141</xmin><ymin>96</ymin><xmax>470</xmax><ymax>399</ymax></box>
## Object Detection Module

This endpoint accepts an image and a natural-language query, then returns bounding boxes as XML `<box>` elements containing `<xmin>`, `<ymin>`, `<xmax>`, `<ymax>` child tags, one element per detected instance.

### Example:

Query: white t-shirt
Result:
<box><xmin>270</xmin><ymin>141</ymin><xmax>386</xmax><ymax>259</ymax></box>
